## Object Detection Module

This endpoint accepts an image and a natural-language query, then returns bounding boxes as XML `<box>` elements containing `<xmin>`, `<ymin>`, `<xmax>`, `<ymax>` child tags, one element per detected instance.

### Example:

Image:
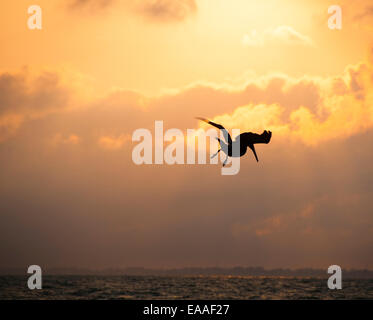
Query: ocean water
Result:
<box><xmin>0</xmin><ymin>275</ymin><xmax>372</xmax><ymax>300</ymax></box>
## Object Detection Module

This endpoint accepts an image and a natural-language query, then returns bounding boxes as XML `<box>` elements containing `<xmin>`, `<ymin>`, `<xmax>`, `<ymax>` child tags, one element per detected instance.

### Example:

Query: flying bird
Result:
<box><xmin>196</xmin><ymin>117</ymin><xmax>272</xmax><ymax>166</ymax></box>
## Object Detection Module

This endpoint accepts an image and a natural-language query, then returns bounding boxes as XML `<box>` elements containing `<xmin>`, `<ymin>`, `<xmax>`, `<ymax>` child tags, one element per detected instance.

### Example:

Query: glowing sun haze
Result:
<box><xmin>1</xmin><ymin>0</ymin><xmax>373</xmax><ymax>270</ymax></box>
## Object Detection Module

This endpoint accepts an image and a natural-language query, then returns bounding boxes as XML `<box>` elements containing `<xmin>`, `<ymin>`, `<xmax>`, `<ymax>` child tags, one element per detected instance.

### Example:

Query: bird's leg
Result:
<box><xmin>211</xmin><ymin>149</ymin><xmax>220</xmax><ymax>159</ymax></box>
<box><xmin>222</xmin><ymin>155</ymin><xmax>229</xmax><ymax>167</ymax></box>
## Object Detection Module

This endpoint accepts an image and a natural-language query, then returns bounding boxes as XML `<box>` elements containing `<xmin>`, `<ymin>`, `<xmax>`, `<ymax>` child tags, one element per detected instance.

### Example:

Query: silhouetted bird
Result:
<box><xmin>196</xmin><ymin>117</ymin><xmax>272</xmax><ymax>166</ymax></box>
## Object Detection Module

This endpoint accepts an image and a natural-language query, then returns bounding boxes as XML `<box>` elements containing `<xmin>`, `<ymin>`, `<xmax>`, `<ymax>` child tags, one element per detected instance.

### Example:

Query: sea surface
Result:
<box><xmin>1</xmin><ymin>275</ymin><xmax>372</xmax><ymax>300</ymax></box>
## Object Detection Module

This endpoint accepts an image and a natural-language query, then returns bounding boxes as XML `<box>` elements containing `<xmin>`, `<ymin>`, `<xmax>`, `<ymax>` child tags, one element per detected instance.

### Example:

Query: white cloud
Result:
<box><xmin>242</xmin><ymin>26</ymin><xmax>314</xmax><ymax>47</ymax></box>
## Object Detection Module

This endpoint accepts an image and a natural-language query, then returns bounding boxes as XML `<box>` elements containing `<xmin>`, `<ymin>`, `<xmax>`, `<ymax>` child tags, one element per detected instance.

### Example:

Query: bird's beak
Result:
<box><xmin>250</xmin><ymin>145</ymin><xmax>259</xmax><ymax>162</ymax></box>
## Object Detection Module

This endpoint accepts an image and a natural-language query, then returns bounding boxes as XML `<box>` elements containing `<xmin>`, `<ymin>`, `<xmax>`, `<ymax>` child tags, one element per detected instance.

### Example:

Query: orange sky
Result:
<box><xmin>1</xmin><ymin>0</ymin><xmax>370</xmax><ymax>96</ymax></box>
<box><xmin>1</xmin><ymin>0</ymin><xmax>373</xmax><ymax>270</ymax></box>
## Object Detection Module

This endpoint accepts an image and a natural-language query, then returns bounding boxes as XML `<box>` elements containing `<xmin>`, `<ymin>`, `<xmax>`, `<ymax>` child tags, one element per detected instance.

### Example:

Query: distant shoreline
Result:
<box><xmin>1</xmin><ymin>267</ymin><xmax>373</xmax><ymax>279</ymax></box>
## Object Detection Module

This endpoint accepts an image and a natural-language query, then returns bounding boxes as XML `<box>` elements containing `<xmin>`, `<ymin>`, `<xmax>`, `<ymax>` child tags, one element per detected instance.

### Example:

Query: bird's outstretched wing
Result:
<box><xmin>237</xmin><ymin>130</ymin><xmax>272</xmax><ymax>144</ymax></box>
<box><xmin>196</xmin><ymin>117</ymin><xmax>232</xmax><ymax>145</ymax></box>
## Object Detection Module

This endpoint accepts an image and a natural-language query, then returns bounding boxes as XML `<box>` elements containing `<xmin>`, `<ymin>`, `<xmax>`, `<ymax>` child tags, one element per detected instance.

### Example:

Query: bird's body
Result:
<box><xmin>196</xmin><ymin>117</ymin><xmax>272</xmax><ymax>166</ymax></box>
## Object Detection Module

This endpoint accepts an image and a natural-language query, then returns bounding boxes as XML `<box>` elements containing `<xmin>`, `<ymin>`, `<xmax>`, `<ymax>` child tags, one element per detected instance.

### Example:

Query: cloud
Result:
<box><xmin>242</xmin><ymin>30</ymin><xmax>264</xmax><ymax>47</ymax></box>
<box><xmin>197</xmin><ymin>58</ymin><xmax>373</xmax><ymax>146</ymax></box>
<box><xmin>3</xmin><ymin>39</ymin><xmax>373</xmax><ymax>151</ymax></box>
<box><xmin>138</xmin><ymin>0</ymin><xmax>197</xmax><ymax>22</ymax></box>
<box><xmin>2</xmin><ymin>50</ymin><xmax>372</xmax><ymax>147</ymax></box>
<box><xmin>2</xmin><ymin>47</ymin><xmax>373</xmax><ymax>270</ymax></box>
<box><xmin>98</xmin><ymin>134</ymin><xmax>131</xmax><ymax>150</ymax></box>
<box><xmin>50</xmin><ymin>133</ymin><xmax>81</xmax><ymax>146</ymax></box>
<box><xmin>354</xmin><ymin>5</ymin><xmax>373</xmax><ymax>21</ymax></box>
<box><xmin>68</xmin><ymin>0</ymin><xmax>115</xmax><ymax>11</ymax></box>
<box><xmin>0</xmin><ymin>70</ymin><xmax>70</xmax><ymax>142</ymax></box>
<box><xmin>3</xmin><ymin>117</ymin><xmax>373</xmax><ymax>268</ymax></box>
<box><xmin>67</xmin><ymin>0</ymin><xmax>197</xmax><ymax>22</ymax></box>
<box><xmin>233</xmin><ymin>203</ymin><xmax>316</xmax><ymax>238</ymax></box>
<box><xmin>242</xmin><ymin>26</ymin><xmax>314</xmax><ymax>47</ymax></box>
